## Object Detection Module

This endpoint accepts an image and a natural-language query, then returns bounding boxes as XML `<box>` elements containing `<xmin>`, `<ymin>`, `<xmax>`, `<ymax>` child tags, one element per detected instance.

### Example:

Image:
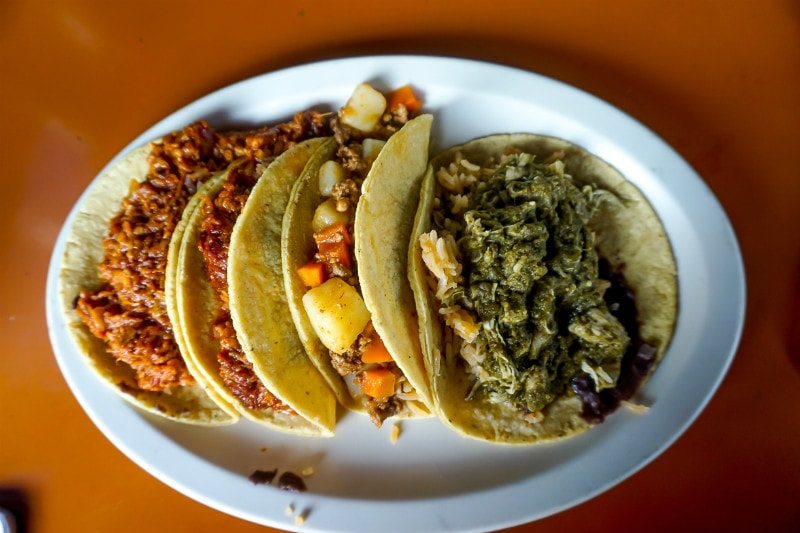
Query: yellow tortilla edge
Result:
<box><xmin>355</xmin><ymin>114</ymin><xmax>435</xmax><ymax>414</ymax></box>
<box><xmin>167</xmin><ymin>172</ymin><xmax>241</xmax><ymax>420</ymax></box>
<box><xmin>228</xmin><ymin>138</ymin><xmax>337</xmax><ymax>437</ymax></box>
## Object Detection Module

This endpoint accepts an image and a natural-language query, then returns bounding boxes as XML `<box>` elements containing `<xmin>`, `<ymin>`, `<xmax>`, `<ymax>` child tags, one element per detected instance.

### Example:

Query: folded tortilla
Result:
<box><xmin>169</xmin><ymin>138</ymin><xmax>337</xmax><ymax>436</ymax></box>
<box><xmin>282</xmin><ymin>115</ymin><xmax>435</xmax><ymax>419</ymax></box>
<box><xmin>408</xmin><ymin>134</ymin><xmax>678</xmax><ymax>444</ymax></box>
<box><xmin>59</xmin><ymin>143</ymin><xmax>235</xmax><ymax>425</ymax></box>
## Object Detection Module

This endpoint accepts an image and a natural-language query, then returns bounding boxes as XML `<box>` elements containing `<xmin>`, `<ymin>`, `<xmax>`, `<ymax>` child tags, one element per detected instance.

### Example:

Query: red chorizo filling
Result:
<box><xmin>297</xmin><ymin>85</ymin><xmax>421</xmax><ymax>426</ymax></box>
<box><xmin>76</xmin><ymin>112</ymin><xmax>327</xmax><ymax>397</ymax></box>
<box><xmin>196</xmin><ymin>111</ymin><xmax>328</xmax><ymax>410</ymax></box>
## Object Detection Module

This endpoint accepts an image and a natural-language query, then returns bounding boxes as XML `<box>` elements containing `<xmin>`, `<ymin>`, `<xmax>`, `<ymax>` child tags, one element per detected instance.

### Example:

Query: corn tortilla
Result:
<box><xmin>408</xmin><ymin>134</ymin><xmax>678</xmax><ymax>444</ymax></box>
<box><xmin>59</xmin><ymin>143</ymin><xmax>234</xmax><ymax>425</ymax></box>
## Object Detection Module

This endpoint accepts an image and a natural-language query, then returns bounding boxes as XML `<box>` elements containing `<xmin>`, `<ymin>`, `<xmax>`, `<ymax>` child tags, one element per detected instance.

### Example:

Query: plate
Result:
<box><xmin>45</xmin><ymin>56</ymin><xmax>746</xmax><ymax>532</ymax></box>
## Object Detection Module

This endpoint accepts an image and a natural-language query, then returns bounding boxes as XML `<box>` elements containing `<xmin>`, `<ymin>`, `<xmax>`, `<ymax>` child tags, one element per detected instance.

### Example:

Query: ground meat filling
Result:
<box><xmin>330</xmin><ymin>177</ymin><xmax>360</xmax><ymax>214</ymax></box>
<box><xmin>366</xmin><ymin>396</ymin><xmax>401</xmax><ymax>426</ymax></box>
<box><xmin>198</xmin><ymin>112</ymin><xmax>329</xmax><ymax>411</ymax></box>
<box><xmin>329</xmin><ymin>326</ymin><xmax>373</xmax><ymax>376</ymax></box>
<box><xmin>76</xmin><ymin>113</ymin><xmax>327</xmax><ymax>394</ymax></box>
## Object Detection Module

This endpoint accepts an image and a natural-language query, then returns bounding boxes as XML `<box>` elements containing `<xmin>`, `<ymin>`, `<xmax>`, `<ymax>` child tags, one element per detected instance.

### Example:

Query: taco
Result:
<box><xmin>170</xmin><ymin>138</ymin><xmax>337</xmax><ymax>436</ymax></box>
<box><xmin>60</xmin><ymin>115</ymin><xmax>327</xmax><ymax>425</ymax></box>
<box><xmin>408</xmin><ymin>134</ymin><xmax>678</xmax><ymax>444</ymax></box>
<box><xmin>282</xmin><ymin>83</ymin><xmax>434</xmax><ymax>426</ymax></box>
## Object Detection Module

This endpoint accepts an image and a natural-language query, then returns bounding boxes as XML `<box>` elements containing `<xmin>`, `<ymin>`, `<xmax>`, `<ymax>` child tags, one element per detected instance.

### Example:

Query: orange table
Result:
<box><xmin>2</xmin><ymin>1</ymin><xmax>798</xmax><ymax>531</ymax></box>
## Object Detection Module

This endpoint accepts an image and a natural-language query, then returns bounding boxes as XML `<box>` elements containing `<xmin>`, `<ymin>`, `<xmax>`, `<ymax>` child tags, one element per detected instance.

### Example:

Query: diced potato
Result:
<box><xmin>362</xmin><ymin>138</ymin><xmax>386</xmax><ymax>162</ymax></box>
<box><xmin>318</xmin><ymin>160</ymin><xmax>345</xmax><ymax>196</ymax></box>
<box><xmin>302</xmin><ymin>278</ymin><xmax>371</xmax><ymax>353</ymax></box>
<box><xmin>312</xmin><ymin>198</ymin><xmax>349</xmax><ymax>233</ymax></box>
<box><xmin>340</xmin><ymin>83</ymin><xmax>387</xmax><ymax>133</ymax></box>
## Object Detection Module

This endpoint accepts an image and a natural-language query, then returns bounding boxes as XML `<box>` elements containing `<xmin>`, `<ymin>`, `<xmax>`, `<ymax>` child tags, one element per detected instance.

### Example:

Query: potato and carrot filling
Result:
<box><xmin>296</xmin><ymin>83</ymin><xmax>423</xmax><ymax>426</ymax></box>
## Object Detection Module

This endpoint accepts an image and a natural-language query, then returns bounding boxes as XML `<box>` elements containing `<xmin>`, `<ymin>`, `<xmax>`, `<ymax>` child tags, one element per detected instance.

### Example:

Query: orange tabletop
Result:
<box><xmin>1</xmin><ymin>1</ymin><xmax>798</xmax><ymax>532</ymax></box>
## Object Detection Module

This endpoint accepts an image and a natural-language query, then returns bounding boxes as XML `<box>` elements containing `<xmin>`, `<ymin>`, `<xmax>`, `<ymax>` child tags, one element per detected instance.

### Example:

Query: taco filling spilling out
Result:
<box><xmin>294</xmin><ymin>84</ymin><xmax>427</xmax><ymax>426</ymax></box>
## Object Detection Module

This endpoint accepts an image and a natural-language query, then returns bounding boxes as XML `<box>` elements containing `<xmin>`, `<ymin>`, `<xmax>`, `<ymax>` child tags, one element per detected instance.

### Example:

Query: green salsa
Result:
<box><xmin>434</xmin><ymin>153</ymin><xmax>629</xmax><ymax>412</ymax></box>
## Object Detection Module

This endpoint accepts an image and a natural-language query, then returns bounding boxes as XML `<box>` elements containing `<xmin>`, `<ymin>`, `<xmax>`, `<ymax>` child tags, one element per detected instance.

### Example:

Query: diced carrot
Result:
<box><xmin>318</xmin><ymin>240</ymin><xmax>351</xmax><ymax>269</ymax></box>
<box><xmin>360</xmin><ymin>368</ymin><xmax>396</xmax><ymax>399</ymax></box>
<box><xmin>297</xmin><ymin>261</ymin><xmax>327</xmax><ymax>288</ymax></box>
<box><xmin>314</xmin><ymin>222</ymin><xmax>352</xmax><ymax>245</ymax></box>
<box><xmin>387</xmin><ymin>85</ymin><xmax>422</xmax><ymax>114</ymax></box>
<box><xmin>362</xmin><ymin>335</ymin><xmax>393</xmax><ymax>363</ymax></box>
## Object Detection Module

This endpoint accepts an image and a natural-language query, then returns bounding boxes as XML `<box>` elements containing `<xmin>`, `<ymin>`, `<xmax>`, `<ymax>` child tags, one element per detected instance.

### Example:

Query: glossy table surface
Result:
<box><xmin>1</xmin><ymin>1</ymin><xmax>798</xmax><ymax>531</ymax></box>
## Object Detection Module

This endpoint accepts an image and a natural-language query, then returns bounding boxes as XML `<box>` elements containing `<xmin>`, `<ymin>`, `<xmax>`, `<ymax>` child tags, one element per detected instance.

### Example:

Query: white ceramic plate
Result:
<box><xmin>45</xmin><ymin>56</ymin><xmax>745</xmax><ymax>533</ymax></box>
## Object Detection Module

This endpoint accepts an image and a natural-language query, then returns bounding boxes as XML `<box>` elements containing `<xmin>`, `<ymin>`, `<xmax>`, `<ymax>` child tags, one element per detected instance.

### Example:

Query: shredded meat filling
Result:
<box><xmin>76</xmin><ymin>287</ymin><xmax>191</xmax><ymax>391</ymax></box>
<box><xmin>76</xmin><ymin>122</ymin><xmax>234</xmax><ymax>391</ymax></box>
<box><xmin>198</xmin><ymin>161</ymin><xmax>287</xmax><ymax>411</ymax></box>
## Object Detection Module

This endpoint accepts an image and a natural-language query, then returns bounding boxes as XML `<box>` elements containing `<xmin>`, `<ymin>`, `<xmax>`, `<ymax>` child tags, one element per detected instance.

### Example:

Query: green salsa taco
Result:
<box><xmin>409</xmin><ymin>134</ymin><xmax>678</xmax><ymax>444</ymax></box>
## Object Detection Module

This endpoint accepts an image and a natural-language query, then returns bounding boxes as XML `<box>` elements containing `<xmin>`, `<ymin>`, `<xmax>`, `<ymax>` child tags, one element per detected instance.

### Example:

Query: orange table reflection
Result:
<box><xmin>1</xmin><ymin>1</ymin><xmax>798</xmax><ymax>532</ymax></box>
